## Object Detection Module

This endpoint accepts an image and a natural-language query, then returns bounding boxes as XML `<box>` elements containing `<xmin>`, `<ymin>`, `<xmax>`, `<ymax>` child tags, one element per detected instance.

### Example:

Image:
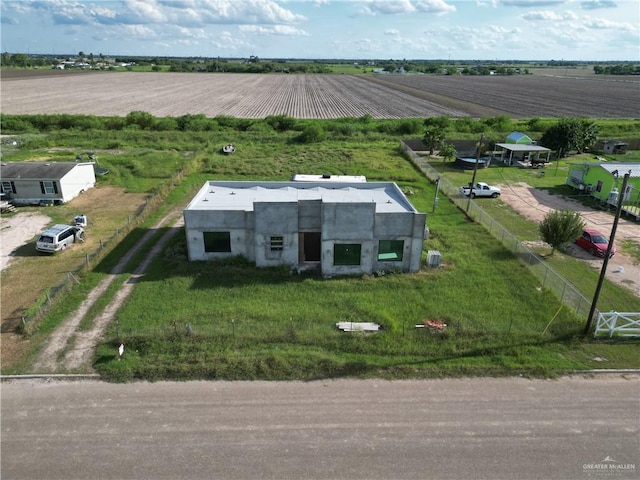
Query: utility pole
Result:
<box><xmin>466</xmin><ymin>134</ymin><xmax>484</xmax><ymax>212</ymax></box>
<box><xmin>584</xmin><ymin>170</ymin><xmax>630</xmax><ymax>335</ymax></box>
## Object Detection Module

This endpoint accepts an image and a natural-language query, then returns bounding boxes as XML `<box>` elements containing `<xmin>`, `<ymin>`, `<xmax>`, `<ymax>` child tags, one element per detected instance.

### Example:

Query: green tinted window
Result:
<box><xmin>334</xmin><ymin>244</ymin><xmax>361</xmax><ymax>266</ymax></box>
<box><xmin>378</xmin><ymin>240</ymin><xmax>404</xmax><ymax>261</ymax></box>
<box><xmin>203</xmin><ymin>232</ymin><xmax>231</xmax><ymax>252</ymax></box>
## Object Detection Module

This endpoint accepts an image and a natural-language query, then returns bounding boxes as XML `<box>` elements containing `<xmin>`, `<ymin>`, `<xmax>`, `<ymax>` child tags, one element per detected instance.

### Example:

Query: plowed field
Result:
<box><xmin>2</xmin><ymin>70</ymin><xmax>638</xmax><ymax>119</ymax></box>
<box><xmin>366</xmin><ymin>74</ymin><xmax>640</xmax><ymax>118</ymax></box>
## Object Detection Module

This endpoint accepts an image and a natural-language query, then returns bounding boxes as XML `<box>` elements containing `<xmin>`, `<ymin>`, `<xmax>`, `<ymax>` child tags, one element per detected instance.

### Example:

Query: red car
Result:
<box><xmin>575</xmin><ymin>229</ymin><xmax>616</xmax><ymax>258</ymax></box>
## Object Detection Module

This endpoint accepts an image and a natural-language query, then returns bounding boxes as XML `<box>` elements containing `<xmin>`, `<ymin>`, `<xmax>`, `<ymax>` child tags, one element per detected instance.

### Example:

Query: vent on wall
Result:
<box><xmin>427</xmin><ymin>250</ymin><xmax>442</xmax><ymax>268</ymax></box>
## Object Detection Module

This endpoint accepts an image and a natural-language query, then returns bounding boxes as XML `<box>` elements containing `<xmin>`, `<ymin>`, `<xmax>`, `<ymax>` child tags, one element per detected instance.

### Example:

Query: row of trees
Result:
<box><xmin>593</xmin><ymin>64</ymin><xmax>640</xmax><ymax>75</ymax></box>
<box><xmin>166</xmin><ymin>59</ymin><xmax>332</xmax><ymax>74</ymax></box>
<box><xmin>1</xmin><ymin>52</ymin><xmax>50</xmax><ymax>68</ymax></box>
<box><xmin>0</xmin><ymin>113</ymin><xmax>531</xmax><ymax>137</ymax></box>
<box><xmin>423</xmin><ymin>116</ymin><xmax>599</xmax><ymax>158</ymax></box>
<box><xmin>0</xmin><ymin>112</ymin><xmax>426</xmax><ymax>140</ymax></box>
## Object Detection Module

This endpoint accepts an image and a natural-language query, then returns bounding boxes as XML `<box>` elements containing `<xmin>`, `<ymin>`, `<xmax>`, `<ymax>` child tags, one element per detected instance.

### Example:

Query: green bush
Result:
<box><xmin>0</xmin><ymin>115</ymin><xmax>37</xmax><ymax>133</ymax></box>
<box><xmin>125</xmin><ymin>111</ymin><xmax>155</xmax><ymax>130</ymax></box>
<box><xmin>295</xmin><ymin>124</ymin><xmax>326</xmax><ymax>143</ymax></box>
<box><xmin>265</xmin><ymin>114</ymin><xmax>297</xmax><ymax>132</ymax></box>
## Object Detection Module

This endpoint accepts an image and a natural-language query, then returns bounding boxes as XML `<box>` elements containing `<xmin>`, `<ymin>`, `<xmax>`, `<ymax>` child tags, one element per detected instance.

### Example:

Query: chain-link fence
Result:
<box><xmin>401</xmin><ymin>140</ymin><xmax>596</xmax><ymax>319</ymax></box>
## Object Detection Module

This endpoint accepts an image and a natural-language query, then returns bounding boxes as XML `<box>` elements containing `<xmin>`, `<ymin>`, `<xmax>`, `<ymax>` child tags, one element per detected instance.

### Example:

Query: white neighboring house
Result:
<box><xmin>0</xmin><ymin>161</ymin><xmax>96</xmax><ymax>206</ymax></box>
<box><xmin>184</xmin><ymin>180</ymin><xmax>427</xmax><ymax>276</ymax></box>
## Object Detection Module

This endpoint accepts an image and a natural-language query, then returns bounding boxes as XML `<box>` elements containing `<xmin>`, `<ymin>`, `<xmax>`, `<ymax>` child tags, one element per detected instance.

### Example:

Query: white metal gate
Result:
<box><xmin>594</xmin><ymin>312</ymin><xmax>640</xmax><ymax>338</ymax></box>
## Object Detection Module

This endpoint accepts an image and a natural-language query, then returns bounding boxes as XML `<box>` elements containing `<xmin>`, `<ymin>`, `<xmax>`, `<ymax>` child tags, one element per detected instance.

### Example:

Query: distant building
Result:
<box><xmin>505</xmin><ymin>131</ymin><xmax>534</xmax><ymax>145</ymax></box>
<box><xmin>496</xmin><ymin>132</ymin><xmax>550</xmax><ymax>166</ymax></box>
<box><xmin>601</xmin><ymin>140</ymin><xmax>629</xmax><ymax>155</ymax></box>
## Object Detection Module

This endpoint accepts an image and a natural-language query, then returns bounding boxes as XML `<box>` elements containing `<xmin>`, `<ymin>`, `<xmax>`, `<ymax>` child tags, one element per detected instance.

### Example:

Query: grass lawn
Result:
<box><xmin>2</xmin><ymin>120</ymin><xmax>638</xmax><ymax>380</ymax></box>
<box><xmin>92</xmin><ymin>144</ymin><xmax>638</xmax><ymax>382</ymax></box>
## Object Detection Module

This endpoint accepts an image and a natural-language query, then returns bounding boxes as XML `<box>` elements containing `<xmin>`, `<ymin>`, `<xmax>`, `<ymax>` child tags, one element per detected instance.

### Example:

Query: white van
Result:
<box><xmin>36</xmin><ymin>224</ymin><xmax>84</xmax><ymax>253</ymax></box>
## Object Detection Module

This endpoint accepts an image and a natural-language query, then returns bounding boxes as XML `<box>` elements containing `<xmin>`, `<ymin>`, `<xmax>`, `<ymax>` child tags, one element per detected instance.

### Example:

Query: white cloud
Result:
<box><xmin>501</xmin><ymin>0</ymin><xmax>566</xmax><ymax>7</ymax></box>
<box><xmin>239</xmin><ymin>24</ymin><xmax>309</xmax><ymax>35</ymax></box>
<box><xmin>50</xmin><ymin>0</ymin><xmax>309</xmax><ymax>26</ymax></box>
<box><xmin>522</xmin><ymin>9</ymin><xmax>578</xmax><ymax>20</ymax></box>
<box><xmin>581</xmin><ymin>1</ymin><xmax>617</xmax><ymax>9</ymax></box>
<box><xmin>358</xmin><ymin>0</ymin><xmax>455</xmax><ymax>16</ymax></box>
<box><xmin>583</xmin><ymin>16</ymin><xmax>636</xmax><ymax>31</ymax></box>
<box><xmin>414</xmin><ymin>0</ymin><xmax>456</xmax><ymax>14</ymax></box>
<box><xmin>476</xmin><ymin>0</ymin><xmax>500</xmax><ymax>7</ymax></box>
<box><xmin>211</xmin><ymin>30</ymin><xmax>254</xmax><ymax>51</ymax></box>
<box><xmin>384</xmin><ymin>29</ymin><xmax>401</xmax><ymax>36</ymax></box>
<box><xmin>121</xmin><ymin>24</ymin><xmax>158</xmax><ymax>40</ymax></box>
<box><xmin>486</xmin><ymin>25</ymin><xmax>521</xmax><ymax>34</ymax></box>
<box><xmin>175</xmin><ymin>26</ymin><xmax>208</xmax><ymax>39</ymax></box>
<box><xmin>125</xmin><ymin>0</ymin><xmax>168</xmax><ymax>23</ymax></box>
<box><xmin>360</xmin><ymin>0</ymin><xmax>416</xmax><ymax>15</ymax></box>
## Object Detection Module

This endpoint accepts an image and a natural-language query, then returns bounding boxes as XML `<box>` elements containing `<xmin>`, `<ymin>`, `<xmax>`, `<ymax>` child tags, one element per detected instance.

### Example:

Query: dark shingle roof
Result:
<box><xmin>0</xmin><ymin>162</ymin><xmax>79</xmax><ymax>180</ymax></box>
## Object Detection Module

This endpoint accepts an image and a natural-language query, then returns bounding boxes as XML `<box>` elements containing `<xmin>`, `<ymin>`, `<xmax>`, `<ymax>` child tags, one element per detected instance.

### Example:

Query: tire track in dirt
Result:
<box><xmin>33</xmin><ymin>211</ymin><xmax>184</xmax><ymax>373</ymax></box>
<box><xmin>63</xmin><ymin>217</ymin><xmax>184</xmax><ymax>370</ymax></box>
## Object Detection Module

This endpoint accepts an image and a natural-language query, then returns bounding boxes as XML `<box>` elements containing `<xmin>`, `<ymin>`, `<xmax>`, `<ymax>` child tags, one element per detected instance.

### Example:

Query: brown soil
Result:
<box><xmin>2</xmin><ymin>71</ymin><xmax>638</xmax><ymax>119</ymax></box>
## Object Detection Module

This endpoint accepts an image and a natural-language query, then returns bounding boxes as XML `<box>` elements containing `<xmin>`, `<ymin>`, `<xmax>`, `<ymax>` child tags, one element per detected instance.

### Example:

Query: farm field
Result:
<box><xmin>1</xmin><ymin>72</ymin><xmax>466</xmax><ymax>119</ymax></box>
<box><xmin>2</xmin><ymin>70</ymin><xmax>638</xmax><ymax>119</ymax></box>
<box><xmin>370</xmin><ymin>74</ymin><xmax>640</xmax><ymax>119</ymax></box>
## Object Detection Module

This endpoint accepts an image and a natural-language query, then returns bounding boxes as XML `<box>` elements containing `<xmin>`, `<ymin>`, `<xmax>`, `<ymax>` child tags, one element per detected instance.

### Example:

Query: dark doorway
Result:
<box><xmin>299</xmin><ymin>232</ymin><xmax>321</xmax><ymax>263</ymax></box>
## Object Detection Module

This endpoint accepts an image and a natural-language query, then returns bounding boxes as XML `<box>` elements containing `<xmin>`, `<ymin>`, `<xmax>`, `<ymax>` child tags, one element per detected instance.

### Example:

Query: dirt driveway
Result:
<box><xmin>498</xmin><ymin>183</ymin><xmax>640</xmax><ymax>297</ymax></box>
<box><xmin>0</xmin><ymin>212</ymin><xmax>51</xmax><ymax>271</ymax></box>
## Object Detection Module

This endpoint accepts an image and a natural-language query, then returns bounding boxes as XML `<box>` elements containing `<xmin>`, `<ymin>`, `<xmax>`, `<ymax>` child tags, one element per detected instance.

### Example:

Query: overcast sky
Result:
<box><xmin>1</xmin><ymin>0</ymin><xmax>638</xmax><ymax>61</ymax></box>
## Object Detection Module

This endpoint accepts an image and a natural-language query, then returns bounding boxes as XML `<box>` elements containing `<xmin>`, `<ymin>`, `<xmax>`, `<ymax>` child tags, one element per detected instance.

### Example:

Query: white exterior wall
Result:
<box><xmin>58</xmin><ymin>163</ymin><xmax>96</xmax><ymax>202</ymax></box>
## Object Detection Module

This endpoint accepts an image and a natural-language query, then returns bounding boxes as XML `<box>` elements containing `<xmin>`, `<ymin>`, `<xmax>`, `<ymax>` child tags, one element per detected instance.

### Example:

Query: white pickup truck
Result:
<box><xmin>460</xmin><ymin>182</ymin><xmax>501</xmax><ymax>198</ymax></box>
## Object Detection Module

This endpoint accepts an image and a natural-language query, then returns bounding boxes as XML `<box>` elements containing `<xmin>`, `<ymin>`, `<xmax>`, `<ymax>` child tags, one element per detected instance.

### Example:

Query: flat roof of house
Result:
<box><xmin>495</xmin><ymin>144</ymin><xmax>551</xmax><ymax>152</ymax></box>
<box><xmin>186</xmin><ymin>181</ymin><xmax>419</xmax><ymax>214</ymax></box>
<box><xmin>0</xmin><ymin>161</ymin><xmax>93</xmax><ymax>180</ymax></box>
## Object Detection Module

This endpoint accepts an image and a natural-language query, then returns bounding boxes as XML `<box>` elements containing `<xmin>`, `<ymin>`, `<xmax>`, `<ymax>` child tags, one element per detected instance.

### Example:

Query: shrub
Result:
<box><xmin>295</xmin><ymin>124</ymin><xmax>326</xmax><ymax>143</ymax></box>
<box><xmin>245</xmin><ymin>122</ymin><xmax>275</xmax><ymax>133</ymax></box>
<box><xmin>0</xmin><ymin>116</ymin><xmax>37</xmax><ymax>133</ymax></box>
<box><xmin>484</xmin><ymin>115</ymin><xmax>513</xmax><ymax>132</ymax></box>
<box><xmin>265</xmin><ymin>114</ymin><xmax>297</xmax><ymax>132</ymax></box>
<box><xmin>394</xmin><ymin>119</ymin><xmax>423</xmax><ymax>135</ymax></box>
<box><xmin>176</xmin><ymin>114</ymin><xmax>212</xmax><ymax>132</ymax></box>
<box><xmin>539</xmin><ymin>209</ymin><xmax>585</xmax><ymax>255</ymax></box>
<box><xmin>125</xmin><ymin>111</ymin><xmax>155</xmax><ymax>130</ymax></box>
<box><xmin>153</xmin><ymin>117</ymin><xmax>180</xmax><ymax>131</ymax></box>
<box><xmin>424</xmin><ymin>116</ymin><xmax>452</xmax><ymax>131</ymax></box>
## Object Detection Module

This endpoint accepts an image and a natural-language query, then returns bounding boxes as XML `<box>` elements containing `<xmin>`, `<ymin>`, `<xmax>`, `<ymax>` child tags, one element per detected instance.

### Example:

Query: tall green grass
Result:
<box><xmin>3</xmin><ymin>115</ymin><xmax>637</xmax><ymax>380</ymax></box>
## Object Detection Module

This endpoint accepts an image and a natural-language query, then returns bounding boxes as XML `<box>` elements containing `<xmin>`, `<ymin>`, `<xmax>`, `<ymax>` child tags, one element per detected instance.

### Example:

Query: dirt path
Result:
<box><xmin>498</xmin><ymin>183</ymin><xmax>640</xmax><ymax>297</ymax></box>
<box><xmin>33</xmin><ymin>211</ymin><xmax>184</xmax><ymax>373</ymax></box>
